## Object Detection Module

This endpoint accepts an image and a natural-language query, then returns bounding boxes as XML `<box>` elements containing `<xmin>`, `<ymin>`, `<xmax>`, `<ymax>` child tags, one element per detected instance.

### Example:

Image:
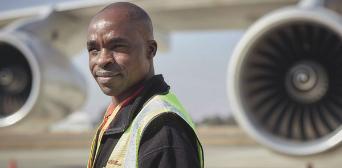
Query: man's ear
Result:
<box><xmin>147</xmin><ymin>40</ymin><xmax>157</xmax><ymax>59</ymax></box>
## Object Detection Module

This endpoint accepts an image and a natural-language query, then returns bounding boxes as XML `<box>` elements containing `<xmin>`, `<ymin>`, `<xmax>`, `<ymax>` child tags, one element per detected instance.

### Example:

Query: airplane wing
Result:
<box><xmin>0</xmin><ymin>0</ymin><xmax>298</xmax><ymax>53</ymax></box>
<box><xmin>0</xmin><ymin>0</ymin><xmax>298</xmax><ymax>30</ymax></box>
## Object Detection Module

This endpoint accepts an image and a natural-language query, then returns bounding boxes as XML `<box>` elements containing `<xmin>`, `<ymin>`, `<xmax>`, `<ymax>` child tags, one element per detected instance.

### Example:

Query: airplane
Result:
<box><xmin>0</xmin><ymin>0</ymin><xmax>297</xmax><ymax>130</ymax></box>
<box><xmin>0</xmin><ymin>0</ymin><xmax>341</xmax><ymax>167</ymax></box>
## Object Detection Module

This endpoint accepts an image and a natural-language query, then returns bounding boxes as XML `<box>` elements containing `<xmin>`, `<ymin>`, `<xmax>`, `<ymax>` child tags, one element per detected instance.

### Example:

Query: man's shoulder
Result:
<box><xmin>138</xmin><ymin>113</ymin><xmax>201</xmax><ymax>168</ymax></box>
<box><xmin>139</xmin><ymin>112</ymin><xmax>199</xmax><ymax>151</ymax></box>
<box><xmin>143</xmin><ymin>112</ymin><xmax>196</xmax><ymax>136</ymax></box>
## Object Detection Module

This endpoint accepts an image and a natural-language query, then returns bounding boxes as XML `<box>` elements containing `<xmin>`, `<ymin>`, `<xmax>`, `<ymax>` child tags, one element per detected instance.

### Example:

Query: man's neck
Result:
<box><xmin>111</xmin><ymin>74</ymin><xmax>153</xmax><ymax>106</ymax></box>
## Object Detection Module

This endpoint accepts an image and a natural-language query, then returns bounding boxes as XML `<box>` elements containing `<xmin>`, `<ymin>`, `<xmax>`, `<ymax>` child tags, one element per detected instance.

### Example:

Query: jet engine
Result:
<box><xmin>0</xmin><ymin>10</ymin><xmax>86</xmax><ymax>132</ymax></box>
<box><xmin>228</xmin><ymin>1</ymin><xmax>342</xmax><ymax>155</ymax></box>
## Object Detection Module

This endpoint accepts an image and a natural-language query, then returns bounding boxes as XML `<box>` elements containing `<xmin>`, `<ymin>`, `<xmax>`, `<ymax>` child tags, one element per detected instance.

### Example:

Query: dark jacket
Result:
<box><xmin>93</xmin><ymin>75</ymin><xmax>203</xmax><ymax>168</ymax></box>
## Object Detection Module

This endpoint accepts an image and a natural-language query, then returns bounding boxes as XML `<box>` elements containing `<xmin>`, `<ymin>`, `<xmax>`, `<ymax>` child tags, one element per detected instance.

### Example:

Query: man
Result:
<box><xmin>86</xmin><ymin>2</ymin><xmax>203</xmax><ymax>168</ymax></box>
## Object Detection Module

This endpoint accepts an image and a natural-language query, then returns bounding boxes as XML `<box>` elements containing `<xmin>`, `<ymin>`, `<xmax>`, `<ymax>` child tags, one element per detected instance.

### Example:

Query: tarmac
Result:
<box><xmin>0</xmin><ymin>126</ymin><xmax>341</xmax><ymax>168</ymax></box>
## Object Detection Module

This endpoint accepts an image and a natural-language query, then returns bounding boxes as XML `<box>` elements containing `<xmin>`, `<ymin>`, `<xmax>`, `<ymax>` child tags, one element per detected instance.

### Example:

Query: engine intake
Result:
<box><xmin>0</xmin><ymin>43</ymin><xmax>32</xmax><ymax>118</ymax></box>
<box><xmin>0</xmin><ymin>31</ymin><xmax>85</xmax><ymax>132</ymax></box>
<box><xmin>228</xmin><ymin>7</ymin><xmax>342</xmax><ymax>155</ymax></box>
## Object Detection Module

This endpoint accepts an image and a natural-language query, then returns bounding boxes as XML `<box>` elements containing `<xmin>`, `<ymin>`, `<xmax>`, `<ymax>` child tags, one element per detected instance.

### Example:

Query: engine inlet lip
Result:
<box><xmin>228</xmin><ymin>7</ymin><xmax>342</xmax><ymax>155</ymax></box>
<box><xmin>0</xmin><ymin>34</ymin><xmax>41</xmax><ymax>127</ymax></box>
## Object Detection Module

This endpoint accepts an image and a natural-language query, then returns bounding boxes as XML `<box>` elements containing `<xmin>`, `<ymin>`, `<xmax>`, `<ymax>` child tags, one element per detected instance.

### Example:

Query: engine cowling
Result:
<box><xmin>0</xmin><ymin>16</ymin><xmax>86</xmax><ymax>132</ymax></box>
<box><xmin>228</xmin><ymin>6</ymin><xmax>342</xmax><ymax>155</ymax></box>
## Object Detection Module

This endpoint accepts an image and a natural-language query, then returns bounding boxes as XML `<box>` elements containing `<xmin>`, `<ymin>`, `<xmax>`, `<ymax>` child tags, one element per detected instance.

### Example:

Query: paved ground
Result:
<box><xmin>0</xmin><ymin>126</ymin><xmax>341</xmax><ymax>168</ymax></box>
<box><xmin>1</xmin><ymin>145</ymin><xmax>341</xmax><ymax>168</ymax></box>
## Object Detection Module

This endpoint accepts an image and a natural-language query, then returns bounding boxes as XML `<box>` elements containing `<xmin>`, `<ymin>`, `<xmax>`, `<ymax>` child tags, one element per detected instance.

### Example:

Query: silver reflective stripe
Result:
<box><xmin>123</xmin><ymin>95</ymin><xmax>189</xmax><ymax>168</ymax></box>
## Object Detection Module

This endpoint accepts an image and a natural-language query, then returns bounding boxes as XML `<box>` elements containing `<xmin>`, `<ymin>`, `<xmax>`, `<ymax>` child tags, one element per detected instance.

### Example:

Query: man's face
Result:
<box><xmin>87</xmin><ymin>15</ymin><xmax>151</xmax><ymax>96</ymax></box>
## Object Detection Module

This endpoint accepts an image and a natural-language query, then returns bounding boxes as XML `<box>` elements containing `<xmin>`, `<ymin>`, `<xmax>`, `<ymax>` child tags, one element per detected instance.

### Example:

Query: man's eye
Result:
<box><xmin>111</xmin><ymin>45</ymin><xmax>128</xmax><ymax>52</ymax></box>
<box><xmin>89</xmin><ymin>49</ymin><xmax>100</xmax><ymax>56</ymax></box>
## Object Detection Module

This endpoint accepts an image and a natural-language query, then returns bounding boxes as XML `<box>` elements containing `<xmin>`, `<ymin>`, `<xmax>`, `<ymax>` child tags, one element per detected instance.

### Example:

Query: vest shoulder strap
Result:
<box><xmin>106</xmin><ymin>92</ymin><xmax>203</xmax><ymax>168</ymax></box>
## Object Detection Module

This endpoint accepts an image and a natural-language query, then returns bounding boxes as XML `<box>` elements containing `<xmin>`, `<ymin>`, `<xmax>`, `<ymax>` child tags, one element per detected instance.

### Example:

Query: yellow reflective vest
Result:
<box><xmin>88</xmin><ymin>92</ymin><xmax>204</xmax><ymax>168</ymax></box>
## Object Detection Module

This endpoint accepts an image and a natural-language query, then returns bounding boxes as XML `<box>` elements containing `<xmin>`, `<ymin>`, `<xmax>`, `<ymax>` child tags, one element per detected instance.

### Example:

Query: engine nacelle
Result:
<box><xmin>0</xmin><ymin>13</ymin><xmax>86</xmax><ymax>132</ymax></box>
<box><xmin>228</xmin><ymin>5</ymin><xmax>342</xmax><ymax>155</ymax></box>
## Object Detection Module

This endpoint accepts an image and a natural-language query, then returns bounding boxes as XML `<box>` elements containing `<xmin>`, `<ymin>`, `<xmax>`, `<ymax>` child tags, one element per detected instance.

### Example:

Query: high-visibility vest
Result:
<box><xmin>88</xmin><ymin>92</ymin><xmax>204</xmax><ymax>168</ymax></box>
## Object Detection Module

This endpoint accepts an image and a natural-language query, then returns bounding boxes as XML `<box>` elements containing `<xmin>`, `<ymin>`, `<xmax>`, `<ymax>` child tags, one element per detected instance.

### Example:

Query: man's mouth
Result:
<box><xmin>95</xmin><ymin>71</ymin><xmax>120</xmax><ymax>77</ymax></box>
<box><xmin>95</xmin><ymin>71</ymin><xmax>121</xmax><ymax>83</ymax></box>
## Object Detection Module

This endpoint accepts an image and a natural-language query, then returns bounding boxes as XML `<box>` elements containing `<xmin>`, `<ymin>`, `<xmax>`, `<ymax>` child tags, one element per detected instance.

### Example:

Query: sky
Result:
<box><xmin>1</xmin><ymin>0</ymin><xmax>243</xmax><ymax>122</ymax></box>
<box><xmin>155</xmin><ymin>31</ymin><xmax>242</xmax><ymax>121</ymax></box>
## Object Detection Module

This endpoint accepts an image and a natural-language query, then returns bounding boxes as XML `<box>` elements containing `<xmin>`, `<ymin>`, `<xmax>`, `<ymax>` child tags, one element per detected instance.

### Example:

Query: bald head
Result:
<box><xmin>90</xmin><ymin>2</ymin><xmax>154</xmax><ymax>40</ymax></box>
<box><xmin>87</xmin><ymin>2</ymin><xmax>157</xmax><ymax>98</ymax></box>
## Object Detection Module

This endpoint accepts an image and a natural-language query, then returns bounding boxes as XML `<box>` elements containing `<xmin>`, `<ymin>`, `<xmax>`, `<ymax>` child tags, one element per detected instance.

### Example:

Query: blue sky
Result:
<box><xmin>1</xmin><ymin>0</ymin><xmax>243</xmax><ymax>122</ymax></box>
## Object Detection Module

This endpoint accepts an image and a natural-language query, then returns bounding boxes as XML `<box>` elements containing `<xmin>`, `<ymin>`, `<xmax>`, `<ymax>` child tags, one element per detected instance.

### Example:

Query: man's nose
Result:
<box><xmin>97</xmin><ymin>49</ymin><xmax>115</xmax><ymax>68</ymax></box>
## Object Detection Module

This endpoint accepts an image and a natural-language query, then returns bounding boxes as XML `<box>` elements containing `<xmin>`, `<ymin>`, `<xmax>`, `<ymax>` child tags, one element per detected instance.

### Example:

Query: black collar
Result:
<box><xmin>104</xmin><ymin>74</ymin><xmax>170</xmax><ymax>135</ymax></box>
